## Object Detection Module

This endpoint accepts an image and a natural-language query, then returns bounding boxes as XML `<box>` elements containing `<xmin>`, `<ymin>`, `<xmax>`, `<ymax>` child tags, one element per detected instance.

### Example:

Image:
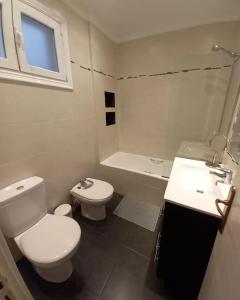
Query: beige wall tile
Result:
<box><xmin>90</xmin><ymin>27</ymin><xmax>118</xmax><ymax>161</ymax></box>
<box><xmin>117</xmin><ymin>22</ymin><xmax>238</xmax><ymax>77</ymax></box>
<box><xmin>118</xmin><ymin>68</ymin><xmax>230</xmax><ymax>159</ymax></box>
<box><xmin>90</xmin><ymin>24</ymin><xmax>116</xmax><ymax>76</ymax></box>
<box><xmin>92</xmin><ymin>73</ymin><xmax>118</xmax><ymax>161</ymax></box>
<box><xmin>117</xmin><ymin>22</ymin><xmax>236</xmax><ymax>160</ymax></box>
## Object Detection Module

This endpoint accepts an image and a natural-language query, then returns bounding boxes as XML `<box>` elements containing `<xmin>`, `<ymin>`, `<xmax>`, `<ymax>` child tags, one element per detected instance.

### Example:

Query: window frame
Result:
<box><xmin>0</xmin><ymin>0</ymin><xmax>73</xmax><ymax>89</ymax></box>
<box><xmin>13</xmin><ymin>0</ymin><xmax>67</xmax><ymax>81</ymax></box>
<box><xmin>0</xmin><ymin>0</ymin><xmax>19</xmax><ymax>70</ymax></box>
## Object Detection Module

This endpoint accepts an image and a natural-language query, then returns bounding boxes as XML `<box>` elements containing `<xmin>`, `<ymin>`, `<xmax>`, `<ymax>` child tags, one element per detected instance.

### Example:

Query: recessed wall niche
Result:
<box><xmin>106</xmin><ymin>112</ymin><xmax>116</xmax><ymax>126</ymax></box>
<box><xmin>105</xmin><ymin>91</ymin><xmax>115</xmax><ymax>108</ymax></box>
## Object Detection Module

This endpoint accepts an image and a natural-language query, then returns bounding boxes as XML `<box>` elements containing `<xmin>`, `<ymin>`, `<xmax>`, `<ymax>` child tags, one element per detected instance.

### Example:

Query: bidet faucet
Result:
<box><xmin>78</xmin><ymin>178</ymin><xmax>94</xmax><ymax>189</ymax></box>
<box><xmin>79</xmin><ymin>178</ymin><xmax>87</xmax><ymax>187</ymax></box>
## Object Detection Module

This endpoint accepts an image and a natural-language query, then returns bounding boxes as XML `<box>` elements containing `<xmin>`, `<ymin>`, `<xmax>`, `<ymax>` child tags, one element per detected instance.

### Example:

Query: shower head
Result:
<box><xmin>212</xmin><ymin>44</ymin><xmax>240</xmax><ymax>58</ymax></box>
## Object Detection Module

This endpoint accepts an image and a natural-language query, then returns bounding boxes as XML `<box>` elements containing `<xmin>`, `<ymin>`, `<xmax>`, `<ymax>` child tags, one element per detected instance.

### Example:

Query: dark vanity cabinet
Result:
<box><xmin>156</xmin><ymin>202</ymin><xmax>220</xmax><ymax>300</ymax></box>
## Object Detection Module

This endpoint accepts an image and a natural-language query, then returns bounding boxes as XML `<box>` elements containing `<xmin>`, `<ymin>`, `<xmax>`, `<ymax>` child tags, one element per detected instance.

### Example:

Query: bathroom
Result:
<box><xmin>0</xmin><ymin>0</ymin><xmax>240</xmax><ymax>299</ymax></box>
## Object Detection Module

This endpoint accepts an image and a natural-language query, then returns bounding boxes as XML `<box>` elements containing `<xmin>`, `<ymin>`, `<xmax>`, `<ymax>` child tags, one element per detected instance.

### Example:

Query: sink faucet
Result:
<box><xmin>210</xmin><ymin>170</ymin><xmax>227</xmax><ymax>178</ymax></box>
<box><xmin>215</xmin><ymin>179</ymin><xmax>225</xmax><ymax>186</ymax></box>
<box><xmin>210</xmin><ymin>167</ymin><xmax>233</xmax><ymax>184</ymax></box>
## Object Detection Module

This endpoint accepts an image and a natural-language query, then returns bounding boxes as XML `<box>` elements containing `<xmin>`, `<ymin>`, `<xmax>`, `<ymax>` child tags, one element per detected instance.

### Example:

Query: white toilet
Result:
<box><xmin>0</xmin><ymin>177</ymin><xmax>81</xmax><ymax>283</ymax></box>
<box><xmin>71</xmin><ymin>178</ymin><xmax>114</xmax><ymax>221</ymax></box>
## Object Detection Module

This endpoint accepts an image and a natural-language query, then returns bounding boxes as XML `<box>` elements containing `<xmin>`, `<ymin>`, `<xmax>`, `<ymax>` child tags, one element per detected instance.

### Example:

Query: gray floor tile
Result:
<box><xmin>17</xmin><ymin>194</ymin><xmax>172</xmax><ymax>300</ymax></box>
<box><xmin>101</xmin><ymin>267</ymin><xmax>142</xmax><ymax>300</ymax></box>
<box><xmin>127</xmin><ymin>222</ymin><xmax>156</xmax><ymax>257</ymax></box>
<box><xmin>115</xmin><ymin>246</ymin><xmax>150</xmax><ymax>278</ymax></box>
<box><xmin>105</xmin><ymin>216</ymin><xmax>155</xmax><ymax>257</ymax></box>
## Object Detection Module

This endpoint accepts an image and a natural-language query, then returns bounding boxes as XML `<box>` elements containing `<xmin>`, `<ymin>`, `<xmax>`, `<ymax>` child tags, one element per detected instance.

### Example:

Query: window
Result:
<box><xmin>0</xmin><ymin>0</ymin><xmax>19</xmax><ymax>70</ymax></box>
<box><xmin>21</xmin><ymin>14</ymin><xmax>59</xmax><ymax>72</ymax></box>
<box><xmin>0</xmin><ymin>0</ymin><xmax>72</xmax><ymax>89</ymax></box>
<box><xmin>0</xmin><ymin>5</ymin><xmax>6</xmax><ymax>58</ymax></box>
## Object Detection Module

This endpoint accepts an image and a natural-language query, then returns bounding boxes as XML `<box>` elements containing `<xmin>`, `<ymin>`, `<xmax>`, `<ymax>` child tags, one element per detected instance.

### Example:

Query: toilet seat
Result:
<box><xmin>71</xmin><ymin>178</ymin><xmax>114</xmax><ymax>205</ymax></box>
<box><xmin>15</xmin><ymin>214</ymin><xmax>81</xmax><ymax>266</ymax></box>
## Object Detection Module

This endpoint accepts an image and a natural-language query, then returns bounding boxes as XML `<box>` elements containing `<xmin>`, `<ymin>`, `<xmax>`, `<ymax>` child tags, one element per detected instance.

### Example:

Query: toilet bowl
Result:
<box><xmin>0</xmin><ymin>177</ymin><xmax>81</xmax><ymax>283</ymax></box>
<box><xmin>71</xmin><ymin>178</ymin><xmax>114</xmax><ymax>221</ymax></box>
<box><xmin>15</xmin><ymin>214</ymin><xmax>80</xmax><ymax>283</ymax></box>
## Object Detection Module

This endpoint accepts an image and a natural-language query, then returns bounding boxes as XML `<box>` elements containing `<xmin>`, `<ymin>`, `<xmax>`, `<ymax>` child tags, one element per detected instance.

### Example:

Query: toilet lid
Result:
<box><xmin>54</xmin><ymin>204</ymin><xmax>72</xmax><ymax>216</ymax></box>
<box><xmin>71</xmin><ymin>178</ymin><xmax>114</xmax><ymax>201</ymax></box>
<box><xmin>19</xmin><ymin>215</ymin><xmax>81</xmax><ymax>264</ymax></box>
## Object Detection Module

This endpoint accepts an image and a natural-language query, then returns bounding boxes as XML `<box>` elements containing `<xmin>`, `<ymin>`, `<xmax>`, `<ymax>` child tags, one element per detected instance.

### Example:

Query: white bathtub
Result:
<box><xmin>101</xmin><ymin>152</ymin><xmax>173</xmax><ymax>181</ymax></box>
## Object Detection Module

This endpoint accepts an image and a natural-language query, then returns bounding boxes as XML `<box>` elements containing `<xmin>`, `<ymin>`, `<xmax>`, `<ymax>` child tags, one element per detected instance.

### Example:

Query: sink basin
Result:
<box><xmin>164</xmin><ymin>157</ymin><xmax>231</xmax><ymax>217</ymax></box>
<box><xmin>176</xmin><ymin>164</ymin><xmax>213</xmax><ymax>193</ymax></box>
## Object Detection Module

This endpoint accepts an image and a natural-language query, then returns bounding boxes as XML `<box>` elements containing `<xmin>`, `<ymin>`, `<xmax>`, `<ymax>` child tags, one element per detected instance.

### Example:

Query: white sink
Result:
<box><xmin>164</xmin><ymin>157</ymin><xmax>231</xmax><ymax>217</ymax></box>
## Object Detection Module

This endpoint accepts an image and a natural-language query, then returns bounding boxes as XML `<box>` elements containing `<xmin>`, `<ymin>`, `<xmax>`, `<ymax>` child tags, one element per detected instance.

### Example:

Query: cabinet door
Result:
<box><xmin>158</xmin><ymin>202</ymin><xmax>219</xmax><ymax>300</ymax></box>
<box><xmin>153</xmin><ymin>203</ymin><xmax>165</xmax><ymax>263</ymax></box>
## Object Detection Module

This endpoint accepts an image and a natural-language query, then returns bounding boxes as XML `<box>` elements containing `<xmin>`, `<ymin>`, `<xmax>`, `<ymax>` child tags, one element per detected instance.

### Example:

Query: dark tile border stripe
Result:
<box><xmin>181</xmin><ymin>68</ymin><xmax>201</xmax><ymax>72</ymax></box>
<box><xmin>70</xmin><ymin>59</ymin><xmax>115</xmax><ymax>78</ymax></box>
<box><xmin>117</xmin><ymin>64</ymin><xmax>232</xmax><ymax>80</ymax></box>
<box><xmin>70</xmin><ymin>59</ymin><xmax>231</xmax><ymax>81</ymax></box>
<box><xmin>149</xmin><ymin>71</ymin><xmax>179</xmax><ymax>76</ymax></box>
<box><xmin>204</xmin><ymin>66</ymin><xmax>221</xmax><ymax>70</ymax></box>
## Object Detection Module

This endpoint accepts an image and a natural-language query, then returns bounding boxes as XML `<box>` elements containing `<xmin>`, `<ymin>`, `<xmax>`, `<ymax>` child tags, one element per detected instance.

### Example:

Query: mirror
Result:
<box><xmin>205</xmin><ymin>134</ymin><xmax>227</xmax><ymax>167</ymax></box>
<box><xmin>210</xmin><ymin>135</ymin><xmax>227</xmax><ymax>153</ymax></box>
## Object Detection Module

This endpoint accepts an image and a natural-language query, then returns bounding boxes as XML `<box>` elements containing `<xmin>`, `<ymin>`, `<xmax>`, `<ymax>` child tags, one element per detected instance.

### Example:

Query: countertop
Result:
<box><xmin>164</xmin><ymin>157</ymin><xmax>230</xmax><ymax>218</ymax></box>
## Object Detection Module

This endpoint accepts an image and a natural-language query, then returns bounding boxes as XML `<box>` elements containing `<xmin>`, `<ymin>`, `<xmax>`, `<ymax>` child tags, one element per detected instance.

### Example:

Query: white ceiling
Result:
<box><xmin>62</xmin><ymin>0</ymin><xmax>240</xmax><ymax>43</ymax></box>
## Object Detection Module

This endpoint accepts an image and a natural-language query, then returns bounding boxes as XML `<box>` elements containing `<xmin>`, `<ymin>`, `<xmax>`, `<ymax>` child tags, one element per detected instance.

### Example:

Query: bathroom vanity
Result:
<box><xmin>156</xmin><ymin>157</ymin><xmax>232</xmax><ymax>300</ymax></box>
<box><xmin>157</xmin><ymin>202</ymin><xmax>219</xmax><ymax>299</ymax></box>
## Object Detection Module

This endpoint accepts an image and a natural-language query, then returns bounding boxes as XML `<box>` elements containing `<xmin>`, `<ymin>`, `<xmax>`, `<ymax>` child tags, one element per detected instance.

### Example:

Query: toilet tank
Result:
<box><xmin>0</xmin><ymin>177</ymin><xmax>47</xmax><ymax>238</ymax></box>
